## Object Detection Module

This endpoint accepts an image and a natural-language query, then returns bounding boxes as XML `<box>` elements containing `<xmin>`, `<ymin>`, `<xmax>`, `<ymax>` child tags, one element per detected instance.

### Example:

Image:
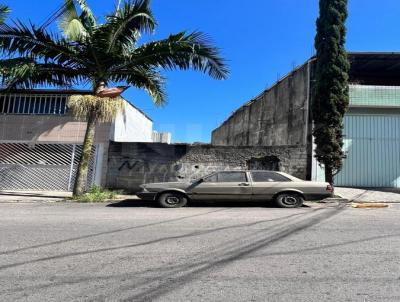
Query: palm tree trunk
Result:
<box><xmin>73</xmin><ymin>82</ymin><xmax>104</xmax><ymax>196</ymax></box>
<box><xmin>73</xmin><ymin>111</ymin><xmax>97</xmax><ymax>196</ymax></box>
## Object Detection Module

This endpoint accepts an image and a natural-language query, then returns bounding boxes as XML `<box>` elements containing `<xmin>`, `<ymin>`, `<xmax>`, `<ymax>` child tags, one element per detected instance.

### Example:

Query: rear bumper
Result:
<box><xmin>304</xmin><ymin>193</ymin><xmax>334</xmax><ymax>201</ymax></box>
<box><xmin>136</xmin><ymin>192</ymin><xmax>157</xmax><ymax>201</ymax></box>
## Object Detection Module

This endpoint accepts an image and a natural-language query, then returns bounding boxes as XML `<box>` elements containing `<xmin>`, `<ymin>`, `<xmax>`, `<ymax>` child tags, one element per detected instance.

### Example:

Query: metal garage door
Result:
<box><xmin>335</xmin><ymin>115</ymin><xmax>400</xmax><ymax>187</ymax></box>
<box><xmin>0</xmin><ymin>143</ymin><xmax>97</xmax><ymax>191</ymax></box>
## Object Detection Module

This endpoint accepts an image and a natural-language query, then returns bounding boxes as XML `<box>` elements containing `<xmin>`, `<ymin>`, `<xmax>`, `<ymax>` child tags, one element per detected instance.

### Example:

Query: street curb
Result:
<box><xmin>315</xmin><ymin>198</ymin><xmax>400</xmax><ymax>204</ymax></box>
<box><xmin>351</xmin><ymin>203</ymin><xmax>389</xmax><ymax>208</ymax></box>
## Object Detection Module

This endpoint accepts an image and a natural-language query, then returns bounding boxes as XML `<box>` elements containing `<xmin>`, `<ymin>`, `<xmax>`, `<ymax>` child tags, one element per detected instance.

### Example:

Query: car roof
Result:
<box><xmin>206</xmin><ymin>170</ymin><xmax>302</xmax><ymax>181</ymax></box>
<box><xmin>213</xmin><ymin>170</ymin><xmax>282</xmax><ymax>173</ymax></box>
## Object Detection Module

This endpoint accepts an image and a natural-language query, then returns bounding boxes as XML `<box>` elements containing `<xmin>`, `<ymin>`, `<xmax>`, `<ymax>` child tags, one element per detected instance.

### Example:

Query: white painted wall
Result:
<box><xmin>152</xmin><ymin>131</ymin><xmax>172</xmax><ymax>144</ymax></box>
<box><xmin>111</xmin><ymin>101</ymin><xmax>153</xmax><ymax>142</ymax></box>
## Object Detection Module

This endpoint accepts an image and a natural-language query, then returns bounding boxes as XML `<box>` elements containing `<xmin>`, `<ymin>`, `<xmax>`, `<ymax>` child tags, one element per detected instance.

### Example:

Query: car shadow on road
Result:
<box><xmin>107</xmin><ymin>200</ymin><xmax>158</xmax><ymax>207</ymax></box>
<box><xmin>107</xmin><ymin>199</ymin><xmax>310</xmax><ymax>208</ymax></box>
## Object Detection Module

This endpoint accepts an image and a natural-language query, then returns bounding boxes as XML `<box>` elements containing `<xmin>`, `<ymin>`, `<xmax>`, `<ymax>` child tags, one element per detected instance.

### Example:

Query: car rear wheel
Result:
<box><xmin>275</xmin><ymin>193</ymin><xmax>304</xmax><ymax>208</ymax></box>
<box><xmin>158</xmin><ymin>192</ymin><xmax>188</xmax><ymax>208</ymax></box>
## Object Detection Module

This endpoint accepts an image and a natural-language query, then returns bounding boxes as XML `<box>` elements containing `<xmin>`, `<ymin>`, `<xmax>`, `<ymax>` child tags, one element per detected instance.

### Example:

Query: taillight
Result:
<box><xmin>326</xmin><ymin>184</ymin><xmax>334</xmax><ymax>193</ymax></box>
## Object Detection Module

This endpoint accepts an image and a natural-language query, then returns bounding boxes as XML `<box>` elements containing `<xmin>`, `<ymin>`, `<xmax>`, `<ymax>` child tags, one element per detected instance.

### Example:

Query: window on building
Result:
<box><xmin>0</xmin><ymin>94</ymin><xmax>68</xmax><ymax>115</ymax></box>
<box><xmin>250</xmin><ymin>171</ymin><xmax>291</xmax><ymax>182</ymax></box>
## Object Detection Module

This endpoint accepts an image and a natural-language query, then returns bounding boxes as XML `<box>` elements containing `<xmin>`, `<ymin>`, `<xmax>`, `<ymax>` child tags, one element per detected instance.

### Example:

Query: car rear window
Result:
<box><xmin>251</xmin><ymin>171</ymin><xmax>291</xmax><ymax>182</ymax></box>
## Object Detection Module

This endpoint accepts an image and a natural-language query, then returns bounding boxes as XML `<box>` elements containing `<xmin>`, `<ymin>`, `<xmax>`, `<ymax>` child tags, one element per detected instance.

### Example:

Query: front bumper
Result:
<box><xmin>136</xmin><ymin>191</ymin><xmax>157</xmax><ymax>201</ymax></box>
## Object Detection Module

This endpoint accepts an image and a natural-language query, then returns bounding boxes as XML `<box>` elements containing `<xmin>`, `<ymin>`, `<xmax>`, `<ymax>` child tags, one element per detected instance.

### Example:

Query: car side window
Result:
<box><xmin>251</xmin><ymin>171</ymin><xmax>291</xmax><ymax>182</ymax></box>
<box><xmin>203</xmin><ymin>174</ymin><xmax>218</xmax><ymax>182</ymax></box>
<box><xmin>217</xmin><ymin>172</ymin><xmax>247</xmax><ymax>182</ymax></box>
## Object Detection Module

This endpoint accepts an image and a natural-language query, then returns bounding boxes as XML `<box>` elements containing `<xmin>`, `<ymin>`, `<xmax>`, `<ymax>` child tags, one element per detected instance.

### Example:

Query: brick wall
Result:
<box><xmin>106</xmin><ymin>142</ymin><xmax>308</xmax><ymax>192</ymax></box>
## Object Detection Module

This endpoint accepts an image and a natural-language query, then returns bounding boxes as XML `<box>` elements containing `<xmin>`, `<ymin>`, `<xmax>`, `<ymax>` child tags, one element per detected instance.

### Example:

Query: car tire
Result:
<box><xmin>158</xmin><ymin>192</ymin><xmax>188</xmax><ymax>208</ymax></box>
<box><xmin>274</xmin><ymin>192</ymin><xmax>304</xmax><ymax>208</ymax></box>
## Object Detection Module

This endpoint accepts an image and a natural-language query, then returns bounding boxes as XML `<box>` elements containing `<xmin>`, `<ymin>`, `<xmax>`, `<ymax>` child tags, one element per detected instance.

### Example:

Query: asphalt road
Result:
<box><xmin>0</xmin><ymin>200</ymin><xmax>399</xmax><ymax>302</ymax></box>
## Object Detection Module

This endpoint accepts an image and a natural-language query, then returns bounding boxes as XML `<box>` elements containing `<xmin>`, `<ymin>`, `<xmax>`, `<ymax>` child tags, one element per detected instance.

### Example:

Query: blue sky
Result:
<box><xmin>4</xmin><ymin>0</ymin><xmax>400</xmax><ymax>142</ymax></box>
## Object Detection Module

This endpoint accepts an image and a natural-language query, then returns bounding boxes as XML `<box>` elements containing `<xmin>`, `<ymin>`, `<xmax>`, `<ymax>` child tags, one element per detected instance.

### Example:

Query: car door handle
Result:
<box><xmin>238</xmin><ymin>183</ymin><xmax>250</xmax><ymax>186</ymax></box>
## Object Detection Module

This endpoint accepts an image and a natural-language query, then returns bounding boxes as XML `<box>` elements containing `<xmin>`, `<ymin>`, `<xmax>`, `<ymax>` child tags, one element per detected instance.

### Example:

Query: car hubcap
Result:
<box><xmin>165</xmin><ymin>196</ymin><xmax>180</xmax><ymax>205</ymax></box>
<box><xmin>282</xmin><ymin>196</ymin><xmax>298</xmax><ymax>206</ymax></box>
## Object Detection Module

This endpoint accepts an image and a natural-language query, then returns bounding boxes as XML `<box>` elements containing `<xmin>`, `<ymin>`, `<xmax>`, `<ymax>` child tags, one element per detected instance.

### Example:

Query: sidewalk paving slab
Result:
<box><xmin>335</xmin><ymin>187</ymin><xmax>400</xmax><ymax>203</ymax></box>
<box><xmin>0</xmin><ymin>191</ymin><xmax>71</xmax><ymax>203</ymax></box>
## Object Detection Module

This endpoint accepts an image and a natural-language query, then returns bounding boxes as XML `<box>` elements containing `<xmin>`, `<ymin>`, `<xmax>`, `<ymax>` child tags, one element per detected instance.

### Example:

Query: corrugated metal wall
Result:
<box><xmin>335</xmin><ymin>115</ymin><xmax>400</xmax><ymax>187</ymax></box>
<box><xmin>313</xmin><ymin>115</ymin><xmax>400</xmax><ymax>188</ymax></box>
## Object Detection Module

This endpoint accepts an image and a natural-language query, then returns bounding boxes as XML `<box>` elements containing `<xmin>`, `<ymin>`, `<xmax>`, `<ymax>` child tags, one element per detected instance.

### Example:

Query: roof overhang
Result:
<box><xmin>348</xmin><ymin>52</ymin><xmax>400</xmax><ymax>85</ymax></box>
<box><xmin>0</xmin><ymin>89</ymin><xmax>93</xmax><ymax>95</ymax></box>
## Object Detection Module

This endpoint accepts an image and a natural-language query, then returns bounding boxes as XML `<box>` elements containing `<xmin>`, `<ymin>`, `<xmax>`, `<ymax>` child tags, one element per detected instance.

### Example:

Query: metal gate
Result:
<box><xmin>312</xmin><ymin>115</ymin><xmax>400</xmax><ymax>188</ymax></box>
<box><xmin>0</xmin><ymin>143</ymin><xmax>97</xmax><ymax>191</ymax></box>
<box><xmin>335</xmin><ymin>115</ymin><xmax>400</xmax><ymax>187</ymax></box>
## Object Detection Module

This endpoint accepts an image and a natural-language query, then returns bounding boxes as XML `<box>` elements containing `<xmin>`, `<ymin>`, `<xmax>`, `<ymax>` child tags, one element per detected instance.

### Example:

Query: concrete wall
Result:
<box><xmin>111</xmin><ymin>101</ymin><xmax>153</xmax><ymax>143</ymax></box>
<box><xmin>106</xmin><ymin>142</ymin><xmax>308</xmax><ymax>192</ymax></box>
<box><xmin>0</xmin><ymin>115</ymin><xmax>111</xmax><ymax>144</ymax></box>
<box><xmin>212</xmin><ymin>63</ymin><xmax>310</xmax><ymax>147</ymax></box>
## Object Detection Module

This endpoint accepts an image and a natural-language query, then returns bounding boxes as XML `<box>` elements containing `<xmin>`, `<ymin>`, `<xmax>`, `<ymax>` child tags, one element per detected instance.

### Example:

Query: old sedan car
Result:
<box><xmin>136</xmin><ymin>170</ymin><xmax>334</xmax><ymax>208</ymax></box>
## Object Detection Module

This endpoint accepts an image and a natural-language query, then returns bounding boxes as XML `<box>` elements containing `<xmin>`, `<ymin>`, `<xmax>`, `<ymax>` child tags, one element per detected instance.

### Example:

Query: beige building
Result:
<box><xmin>0</xmin><ymin>89</ymin><xmax>154</xmax><ymax>191</ymax></box>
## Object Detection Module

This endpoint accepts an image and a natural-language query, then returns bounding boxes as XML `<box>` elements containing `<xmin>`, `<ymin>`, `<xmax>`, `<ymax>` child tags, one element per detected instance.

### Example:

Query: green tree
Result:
<box><xmin>0</xmin><ymin>0</ymin><xmax>228</xmax><ymax>196</ymax></box>
<box><xmin>0</xmin><ymin>5</ymin><xmax>10</xmax><ymax>24</ymax></box>
<box><xmin>313</xmin><ymin>0</ymin><xmax>350</xmax><ymax>184</ymax></box>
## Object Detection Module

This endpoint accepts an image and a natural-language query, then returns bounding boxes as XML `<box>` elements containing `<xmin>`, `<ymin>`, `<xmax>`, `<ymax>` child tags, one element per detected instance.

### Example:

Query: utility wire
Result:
<box><xmin>39</xmin><ymin>2</ymin><xmax>68</xmax><ymax>29</ymax></box>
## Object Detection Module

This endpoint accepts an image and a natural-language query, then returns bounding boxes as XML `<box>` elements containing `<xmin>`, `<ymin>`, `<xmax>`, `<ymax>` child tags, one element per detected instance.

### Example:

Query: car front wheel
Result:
<box><xmin>275</xmin><ymin>193</ymin><xmax>304</xmax><ymax>208</ymax></box>
<box><xmin>158</xmin><ymin>192</ymin><xmax>188</xmax><ymax>208</ymax></box>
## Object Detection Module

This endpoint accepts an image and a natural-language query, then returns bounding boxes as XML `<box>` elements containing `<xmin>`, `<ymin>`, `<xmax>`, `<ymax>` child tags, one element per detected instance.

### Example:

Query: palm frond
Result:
<box><xmin>58</xmin><ymin>0</ymin><xmax>96</xmax><ymax>41</ymax></box>
<box><xmin>0</xmin><ymin>22</ymin><xmax>89</xmax><ymax>68</ymax></box>
<box><xmin>97</xmin><ymin>0</ymin><xmax>155</xmax><ymax>52</ymax></box>
<box><xmin>110</xmin><ymin>67</ymin><xmax>166</xmax><ymax>106</ymax></box>
<box><xmin>124</xmin><ymin>31</ymin><xmax>229</xmax><ymax>80</ymax></box>
<box><xmin>75</xmin><ymin>0</ymin><xmax>96</xmax><ymax>28</ymax></box>
<box><xmin>68</xmin><ymin>95</ymin><xmax>124</xmax><ymax>122</ymax></box>
<box><xmin>59</xmin><ymin>0</ymin><xmax>88</xmax><ymax>40</ymax></box>
<box><xmin>0</xmin><ymin>4</ymin><xmax>10</xmax><ymax>24</ymax></box>
<box><xmin>0</xmin><ymin>58</ymin><xmax>87</xmax><ymax>88</ymax></box>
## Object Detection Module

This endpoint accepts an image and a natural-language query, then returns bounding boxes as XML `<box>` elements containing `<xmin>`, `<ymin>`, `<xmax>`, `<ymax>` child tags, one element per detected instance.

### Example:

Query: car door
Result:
<box><xmin>189</xmin><ymin>171</ymin><xmax>252</xmax><ymax>200</ymax></box>
<box><xmin>249</xmin><ymin>171</ymin><xmax>293</xmax><ymax>200</ymax></box>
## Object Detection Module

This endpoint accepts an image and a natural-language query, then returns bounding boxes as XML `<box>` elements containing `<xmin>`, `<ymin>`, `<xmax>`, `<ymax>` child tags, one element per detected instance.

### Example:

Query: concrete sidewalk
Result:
<box><xmin>1</xmin><ymin>187</ymin><xmax>399</xmax><ymax>203</ymax></box>
<box><xmin>0</xmin><ymin>191</ymin><xmax>72</xmax><ymax>203</ymax></box>
<box><xmin>335</xmin><ymin>187</ymin><xmax>400</xmax><ymax>203</ymax></box>
<box><xmin>0</xmin><ymin>190</ymin><xmax>135</xmax><ymax>203</ymax></box>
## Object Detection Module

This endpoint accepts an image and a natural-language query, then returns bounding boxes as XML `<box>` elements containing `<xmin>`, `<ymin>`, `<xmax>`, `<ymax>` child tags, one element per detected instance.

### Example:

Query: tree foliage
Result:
<box><xmin>0</xmin><ymin>0</ymin><xmax>229</xmax><ymax>195</ymax></box>
<box><xmin>68</xmin><ymin>95</ymin><xmax>125</xmax><ymax>123</ymax></box>
<box><xmin>313</xmin><ymin>0</ymin><xmax>350</xmax><ymax>184</ymax></box>
<box><xmin>0</xmin><ymin>4</ymin><xmax>9</xmax><ymax>24</ymax></box>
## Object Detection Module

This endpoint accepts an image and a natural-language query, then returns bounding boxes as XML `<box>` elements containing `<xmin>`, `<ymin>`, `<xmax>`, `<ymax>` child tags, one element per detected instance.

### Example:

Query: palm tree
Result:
<box><xmin>0</xmin><ymin>0</ymin><xmax>228</xmax><ymax>196</ymax></box>
<box><xmin>0</xmin><ymin>5</ymin><xmax>10</xmax><ymax>24</ymax></box>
